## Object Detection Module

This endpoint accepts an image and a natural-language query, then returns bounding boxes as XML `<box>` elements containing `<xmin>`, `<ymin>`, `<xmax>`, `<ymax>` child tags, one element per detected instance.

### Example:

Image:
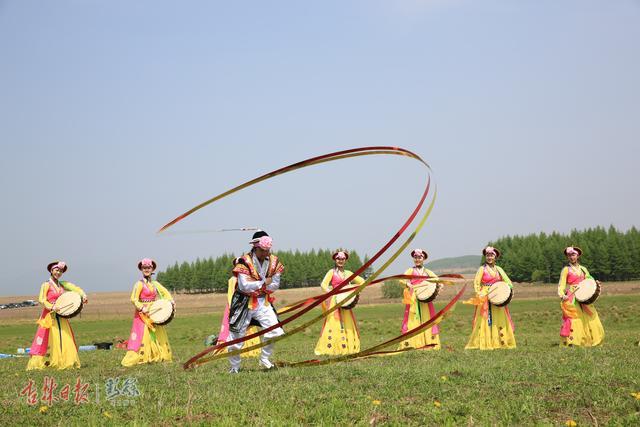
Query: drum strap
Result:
<box><xmin>149</xmin><ymin>329</ymin><xmax>157</xmax><ymax>343</ymax></box>
<box><xmin>56</xmin><ymin>314</ymin><xmax>63</xmax><ymax>352</ymax></box>
<box><xmin>408</xmin><ymin>299</ymin><xmax>440</xmax><ymax>335</ymax></box>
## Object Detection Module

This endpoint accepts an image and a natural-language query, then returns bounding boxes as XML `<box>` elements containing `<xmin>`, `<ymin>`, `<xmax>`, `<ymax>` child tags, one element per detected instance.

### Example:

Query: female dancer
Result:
<box><xmin>27</xmin><ymin>261</ymin><xmax>87</xmax><ymax>370</ymax></box>
<box><xmin>121</xmin><ymin>258</ymin><xmax>174</xmax><ymax>366</ymax></box>
<box><xmin>314</xmin><ymin>250</ymin><xmax>365</xmax><ymax>355</ymax></box>
<box><xmin>558</xmin><ymin>246</ymin><xmax>604</xmax><ymax>346</ymax></box>
<box><xmin>465</xmin><ymin>247</ymin><xmax>516</xmax><ymax>350</ymax></box>
<box><xmin>398</xmin><ymin>249</ymin><xmax>442</xmax><ymax>350</ymax></box>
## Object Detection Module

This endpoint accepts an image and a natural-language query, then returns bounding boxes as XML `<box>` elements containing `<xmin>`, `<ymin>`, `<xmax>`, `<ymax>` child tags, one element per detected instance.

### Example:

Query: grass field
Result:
<box><xmin>1</xmin><ymin>293</ymin><xmax>639</xmax><ymax>426</ymax></box>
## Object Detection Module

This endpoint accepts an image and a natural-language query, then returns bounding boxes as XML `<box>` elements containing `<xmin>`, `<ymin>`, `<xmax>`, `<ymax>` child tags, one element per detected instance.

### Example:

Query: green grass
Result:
<box><xmin>1</xmin><ymin>295</ymin><xmax>639</xmax><ymax>426</ymax></box>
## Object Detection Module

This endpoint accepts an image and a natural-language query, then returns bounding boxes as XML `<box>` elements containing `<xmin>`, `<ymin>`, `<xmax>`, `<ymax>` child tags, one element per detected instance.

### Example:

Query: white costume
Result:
<box><xmin>228</xmin><ymin>243</ymin><xmax>284</xmax><ymax>372</ymax></box>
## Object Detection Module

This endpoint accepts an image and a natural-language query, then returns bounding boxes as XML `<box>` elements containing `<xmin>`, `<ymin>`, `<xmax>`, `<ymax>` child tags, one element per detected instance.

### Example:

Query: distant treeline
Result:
<box><xmin>488</xmin><ymin>226</ymin><xmax>640</xmax><ymax>283</ymax></box>
<box><xmin>426</xmin><ymin>255</ymin><xmax>482</xmax><ymax>273</ymax></box>
<box><xmin>156</xmin><ymin>249</ymin><xmax>371</xmax><ymax>293</ymax></box>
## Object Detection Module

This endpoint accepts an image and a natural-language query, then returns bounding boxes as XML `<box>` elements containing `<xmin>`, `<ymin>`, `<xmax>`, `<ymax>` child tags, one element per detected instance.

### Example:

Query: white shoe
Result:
<box><xmin>259</xmin><ymin>360</ymin><xmax>276</xmax><ymax>370</ymax></box>
<box><xmin>229</xmin><ymin>367</ymin><xmax>239</xmax><ymax>374</ymax></box>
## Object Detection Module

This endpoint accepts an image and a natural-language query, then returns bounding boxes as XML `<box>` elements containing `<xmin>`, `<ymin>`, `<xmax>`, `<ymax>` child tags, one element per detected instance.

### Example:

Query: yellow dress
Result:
<box><xmin>465</xmin><ymin>265</ymin><xmax>516</xmax><ymax>350</ymax></box>
<box><xmin>121</xmin><ymin>280</ymin><xmax>173</xmax><ymax>367</ymax></box>
<box><xmin>27</xmin><ymin>281</ymin><xmax>85</xmax><ymax>370</ymax></box>
<box><xmin>558</xmin><ymin>265</ymin><xmax>604</xmax><ymax>347</ymax></box>
<box><xmin>397</xmin><ymin>267</ymin><xmax>441</xmax><ymax>350</ymax></box>
<box><xmin>314</xmin><ymin>269</ymin><xmax>365</xmax><ymax>356</ymax></box>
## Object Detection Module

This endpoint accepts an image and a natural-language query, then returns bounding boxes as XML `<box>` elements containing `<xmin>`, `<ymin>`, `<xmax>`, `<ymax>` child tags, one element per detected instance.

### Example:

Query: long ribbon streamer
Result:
<box><xmin>159</xmin><ymin>147</ymin><xmax>423</xmax><ymax>233</ymax></box>
<box><xmin>160</xmin><ymin>227</ymin><xmax>260</xmax><ymax>236</ymax></box>
<box><xmin>157</xmin><ymin>147</ymin><xmax>437</xmax><ymax>369</ymax></box>
<box><xmin>276</xmin><ymin>285</ymin><xmax>466</xmax><ymax>368</ymax></box>
<box><xmin>277</xmin><ymin>344</ymin><xmax>438</xmax><ymax>367</ymax></box>
<box><xmin>184</xmin><ymin>180</ymin><xmax>436</xmax><ymax>369</ymax></box>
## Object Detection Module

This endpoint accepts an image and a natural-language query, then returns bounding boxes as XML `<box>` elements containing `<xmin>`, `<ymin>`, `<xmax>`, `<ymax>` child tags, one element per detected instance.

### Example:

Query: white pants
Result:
<box><xmin>228</xmin><ymin>304</ymin><xmax>284</xmax><ymax>369</ymax></box>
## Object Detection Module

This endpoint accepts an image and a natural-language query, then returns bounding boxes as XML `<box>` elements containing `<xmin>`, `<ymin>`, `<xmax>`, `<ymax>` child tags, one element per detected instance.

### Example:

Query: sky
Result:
<box><xmin>1</xmin><ymin>0</ymin><xmax>639</xmax><ymax>296</ymax></box>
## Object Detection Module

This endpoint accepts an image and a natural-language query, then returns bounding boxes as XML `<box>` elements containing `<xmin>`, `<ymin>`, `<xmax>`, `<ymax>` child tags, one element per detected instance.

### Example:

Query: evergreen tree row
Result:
<box><xmin>487</xmin><ymin>225</ymin><xmax>640</xmax><ymax>283</ymax></box>
<box><xmin>156</xmin><ymin>249</ymin><xmax>369</xmax><ymax>293</ymax></box>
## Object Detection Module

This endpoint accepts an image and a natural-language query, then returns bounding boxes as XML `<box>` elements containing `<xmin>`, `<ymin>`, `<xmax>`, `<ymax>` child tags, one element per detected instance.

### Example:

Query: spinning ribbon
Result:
<box><xmin>158</xmin><ymin>147</ymin><xmax>458</xmax><ymax>369</ymax></box>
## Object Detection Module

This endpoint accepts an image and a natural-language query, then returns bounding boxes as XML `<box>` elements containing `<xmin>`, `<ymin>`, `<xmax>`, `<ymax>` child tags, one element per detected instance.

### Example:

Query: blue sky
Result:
<box><xmin>1</xmin><ymin>1</ymin><xmax>639</xmax><ymax>296</ymax></box>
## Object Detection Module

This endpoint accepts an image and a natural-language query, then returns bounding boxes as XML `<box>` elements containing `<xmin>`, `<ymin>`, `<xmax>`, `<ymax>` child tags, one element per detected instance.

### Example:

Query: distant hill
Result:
<box><xmin>426</xmin><ymin>255</ymin><xmax>482</xmax><ymax>273</ymax></box>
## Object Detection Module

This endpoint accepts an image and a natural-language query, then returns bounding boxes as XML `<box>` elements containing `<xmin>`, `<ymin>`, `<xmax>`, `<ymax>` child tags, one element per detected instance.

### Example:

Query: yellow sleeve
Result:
<box><xmin>497</xmin><ymin>266</ymin><xmax>513</xmax><ymax>288</ymax></box>
<box><xmin>155</xmin><ymin>282</ymin><xmax>173</xmax><ymax>302</ymax></box>
<box><xmin>320</xmin><ymin>270</ymin><xmax>333</xmax><ymax>292</ymax></box>
<box><xmin>38</xmin><ymin>282</ymin><xmax>54</xmax><ymax>310</ymax></box>
<box><xmin>473</xmin><ymin>267</ymin><xmax>484</xmax><ymax>295</ymax></box>
<box><xmin>581</xmin><ymin>266</ymin><xmax>593</xmax><ymax>280</ymax></box>
<box><xmin>61</xmin><ymin>281</ymin><xmax>86</xmax><ymax>297</ymax></box>
<box><xmin>227</xmin><ymin>277</ymin><xmax>237</xmax><ymax>305</ymax></box>
<box><xmin>130</xmin><ymin>282</ymin><xmax>143</xmax><ymax>310</ymax></box>
<box><xmin>558</xmin><ymin>267</ymin><xmax>568</xmax><ymax>298</ymax></box>
<box><xmin>424</xmin><ymin>268</ymin><xmax>438</xmax><ymax>279</ymax></box>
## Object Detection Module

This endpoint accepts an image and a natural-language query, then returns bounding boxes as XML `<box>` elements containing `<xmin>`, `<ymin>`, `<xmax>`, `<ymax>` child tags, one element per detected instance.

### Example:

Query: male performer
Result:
<box><xmin>227</xmin><ymin>231</ymin><xmax>284</xmax><ymax>372</ymax></box>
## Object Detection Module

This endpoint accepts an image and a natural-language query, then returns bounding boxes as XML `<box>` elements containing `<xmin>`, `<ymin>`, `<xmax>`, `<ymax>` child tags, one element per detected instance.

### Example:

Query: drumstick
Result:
<box><xmin>148</xmin><ymin>305</ymin><xmax>173</xmax><ymax>315</ymax></box>
<box><xmin>411</xmin><ymin>279</ymin><xmax>456</xmax><ymax>288</ymax></box>
<box><xmin>159</xmin><ymin>227</ymin><xmax>260</xmax><ymax>235</ymax></box>
<box><xmin>410</xmin><ymin>282</ymin><xmax>434</xmax><ymax>288</ymax></box>
<box><xmin>55</xmin><ymin>302</ymin><xmax>74</xmax><ymax>311</ymax></box>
